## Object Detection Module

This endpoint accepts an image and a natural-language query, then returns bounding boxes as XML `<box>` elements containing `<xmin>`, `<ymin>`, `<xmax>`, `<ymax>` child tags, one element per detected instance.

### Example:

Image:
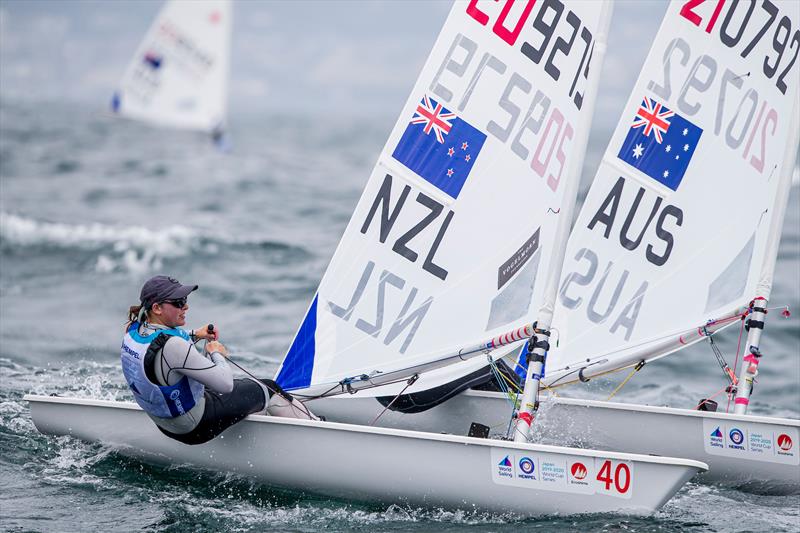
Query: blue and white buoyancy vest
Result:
<box><xmin>120</xmin><ymin>322</ymin><xmax>205</xmax><ymax>418</ymax></box>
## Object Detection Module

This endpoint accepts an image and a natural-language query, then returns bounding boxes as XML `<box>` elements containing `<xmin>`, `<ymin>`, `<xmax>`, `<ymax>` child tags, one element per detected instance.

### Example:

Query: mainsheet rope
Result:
<box><xmin>605</xmin><ymin>361</ymin><xmax>646</xmax><ymax>401</ymax></box>
<box><xmin>368</xmin><ymin>374</ymin><xmax>419</xmax><ymax>426</ymax></box>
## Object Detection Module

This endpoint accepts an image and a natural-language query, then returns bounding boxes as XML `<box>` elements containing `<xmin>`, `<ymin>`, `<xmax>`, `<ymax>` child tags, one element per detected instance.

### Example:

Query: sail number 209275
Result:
<box><xmin>466</xmin><ymin>0</ymin><xmax>596</xmax><ymax>111</ymax></box>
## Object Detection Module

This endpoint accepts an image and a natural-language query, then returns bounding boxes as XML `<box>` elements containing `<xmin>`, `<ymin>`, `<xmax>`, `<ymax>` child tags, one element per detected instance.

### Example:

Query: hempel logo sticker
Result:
<box><xmin>728</xmin><ymin>428</ymin><xmax>746</xmax><ymax>449</ymax></box>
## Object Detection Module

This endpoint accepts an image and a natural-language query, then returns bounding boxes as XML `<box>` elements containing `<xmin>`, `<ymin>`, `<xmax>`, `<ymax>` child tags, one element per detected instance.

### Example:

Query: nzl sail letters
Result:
<box><xmin>360</xmin><ymin>173</ymin><xmax>453</xmax><ymax>281</ymax></box>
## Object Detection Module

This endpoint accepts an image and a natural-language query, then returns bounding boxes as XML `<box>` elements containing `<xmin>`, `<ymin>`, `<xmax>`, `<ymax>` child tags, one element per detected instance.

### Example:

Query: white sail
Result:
<box><xmin>111</xmin><ymin>0</ymin><xmax>231</xmax><ymax>134</ymax></box>
<box><xmin>276</xmin><ymin>1</ymin><xmax>613</xmax><ymax>396</ymax></box>
<box><xmin>545</xmin><ymin>0</ymin><xmax>800</xmax><ymax>385</ymax></box>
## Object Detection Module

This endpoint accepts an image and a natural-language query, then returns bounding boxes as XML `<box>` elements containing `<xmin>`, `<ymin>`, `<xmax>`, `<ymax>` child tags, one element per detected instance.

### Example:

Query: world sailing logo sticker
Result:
<box><xmin>617</xmin><ymin>96</ymin><xmax>703</xmax><ymax>191</ymax></box>
<box><xmin>709</xmin><ymin>426</ymin><xmax>724</xmax><ymax>449</ymax></box>
<box><xmin>392</xmin><ymin>95</ymin><xmax>487</xmax><ymax>200</ymax></box>
<box><xmin>778</xmin><ymin>434</ymin><xmax>794</xmax><ymax>454</ymax></box>
<box><xmin>497</xmin><ymin>455</ymin><xmax>514</xmax><ymax>479</ymax></box>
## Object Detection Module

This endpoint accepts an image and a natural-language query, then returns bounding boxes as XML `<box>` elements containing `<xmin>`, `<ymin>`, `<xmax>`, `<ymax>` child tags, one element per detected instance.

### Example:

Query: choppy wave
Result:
<box><xmin>0</xmin><ymin>212</ymin><xmax>309</xmax><ymax>273</ymax></box>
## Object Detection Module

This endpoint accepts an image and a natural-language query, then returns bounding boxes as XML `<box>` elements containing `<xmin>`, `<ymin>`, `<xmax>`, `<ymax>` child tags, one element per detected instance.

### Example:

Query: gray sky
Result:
<box><xmin>0</xmin><ymin>0</ymin><xmax>666</xmax><ymax>122</ymax></box>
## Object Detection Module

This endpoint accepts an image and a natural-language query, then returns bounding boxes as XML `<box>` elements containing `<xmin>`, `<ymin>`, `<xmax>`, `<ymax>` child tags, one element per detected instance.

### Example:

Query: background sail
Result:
<box><xmin>276</xmin><ymin>0</ymin><xmax>612</xmax><ymax>395</ymax></box>
<box><xmin>545</xmin><ymin>0</ymin><xmax>800</xmax><ymax>384</ymax></box>
<box><xmin>111</xmin><ymin>0</ymin><xmax>230</xmax><ymax>133</ymax></box>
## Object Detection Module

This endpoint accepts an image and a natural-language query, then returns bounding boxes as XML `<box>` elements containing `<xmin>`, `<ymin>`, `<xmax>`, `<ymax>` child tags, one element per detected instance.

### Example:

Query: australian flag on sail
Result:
<box><xmin>392</xmin><ymin>95</ymin><xmax>486</xmax><ymax>199</ymax></box>
<box><xmin>617</xmin><ymin>96</ymin><xmax>702</xmax><ymax>191</ymax></box>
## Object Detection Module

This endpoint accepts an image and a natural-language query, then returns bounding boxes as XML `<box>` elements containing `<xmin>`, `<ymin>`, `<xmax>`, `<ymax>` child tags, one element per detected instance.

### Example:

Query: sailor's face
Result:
<box><xmin>154</xmin><ymin>299</ymin><xmax>188</xmax><ymax>327</ymax></box>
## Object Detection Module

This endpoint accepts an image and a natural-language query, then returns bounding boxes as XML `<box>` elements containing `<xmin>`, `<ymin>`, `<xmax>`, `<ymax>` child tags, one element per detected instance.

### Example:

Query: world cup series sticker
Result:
<box><xmin>489</xmin><ymin>450</ymin><xmax>625</xmax><ymax>497</ymax></box>
<box><xmin>539</xmin><ymin>458</ymin><xmax>567</xmax><ymax>486</ymax></box>
<box><xmin>702</xmin><ymin>420</ymin><xmax>799</xmax><ymax>465</ymax></box>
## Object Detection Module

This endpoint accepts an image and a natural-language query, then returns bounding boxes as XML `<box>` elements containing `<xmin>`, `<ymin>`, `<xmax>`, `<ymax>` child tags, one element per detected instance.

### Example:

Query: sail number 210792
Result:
<box><xmin>679</xmin><ymin>0</ymin><xmax>799</xmax><ymax>94</ymax></box>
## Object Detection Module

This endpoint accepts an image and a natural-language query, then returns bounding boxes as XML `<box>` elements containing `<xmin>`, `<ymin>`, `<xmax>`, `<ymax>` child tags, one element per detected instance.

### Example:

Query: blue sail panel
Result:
<box><xmin>276</xmin><ymin>295</ymin><xmax>318</xmax><ymax>390</ymax></box>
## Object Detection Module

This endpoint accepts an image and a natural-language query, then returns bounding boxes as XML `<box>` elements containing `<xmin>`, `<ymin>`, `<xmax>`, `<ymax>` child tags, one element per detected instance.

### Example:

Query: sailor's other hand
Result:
<box><xmin>194</xmin><ymin>324</ymin><xmax>219</xmax><ymax>341</ymax></box>
<box><xmin>205</xmin><ymin>341</ymin><xmax>228</xmax><ymax>357</ymax></box>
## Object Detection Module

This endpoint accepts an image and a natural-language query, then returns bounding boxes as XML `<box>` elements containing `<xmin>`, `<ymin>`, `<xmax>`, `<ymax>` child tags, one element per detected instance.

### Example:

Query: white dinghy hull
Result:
<box><xmin>307</xmin><ymin>391</ymin><xmax>799</xmax><ymax>493</ymax></box>
<box><xmin>27</xmin><ymin>395</ymin><xmax>705</xmax><ymax>516</ymax></box>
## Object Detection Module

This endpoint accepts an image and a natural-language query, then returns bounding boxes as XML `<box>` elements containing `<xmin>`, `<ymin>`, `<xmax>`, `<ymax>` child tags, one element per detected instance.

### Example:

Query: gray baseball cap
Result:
<box><xmin>140</xmin><ymin>275</ymin><xmax>198</xmax><ymax>309</ymax></box>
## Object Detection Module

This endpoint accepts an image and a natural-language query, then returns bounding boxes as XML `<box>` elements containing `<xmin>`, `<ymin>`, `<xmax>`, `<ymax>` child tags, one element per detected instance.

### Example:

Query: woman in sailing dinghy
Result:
<box><xmin>121</xmin><ymin>275</ymin><xmax>317</xmax><ymax>445</ymax></box>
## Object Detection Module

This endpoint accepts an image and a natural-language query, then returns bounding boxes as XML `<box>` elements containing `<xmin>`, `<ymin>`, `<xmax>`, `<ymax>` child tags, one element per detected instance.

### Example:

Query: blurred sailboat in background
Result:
<box><xmin>110</xmin><ymin>0</ymin><xmax>231</xmax><ymax>149</ymax></box>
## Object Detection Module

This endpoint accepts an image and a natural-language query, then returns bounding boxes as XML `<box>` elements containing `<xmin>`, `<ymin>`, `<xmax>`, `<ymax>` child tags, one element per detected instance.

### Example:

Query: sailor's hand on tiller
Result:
<box><xmin>194</xmin><ymin>324</ymin><xmax>219</xmax><ymax>341</ymax></box>
<box><xmin>205</xmin><ymin>341</ymin><xmax>228</xmax><ymax>358</ymax></box>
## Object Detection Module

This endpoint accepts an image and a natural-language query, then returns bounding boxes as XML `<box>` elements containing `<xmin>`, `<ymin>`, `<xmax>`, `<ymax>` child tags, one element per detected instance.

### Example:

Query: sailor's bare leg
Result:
<box><xmin>266</xmin><ymin>391</ymin><xmax>319</xmax><ymax>420</ymax></box>
<box><xmin>252</xmin><ymin>378</ymin><xmax>320</xmax><ymax>420</ymax></box>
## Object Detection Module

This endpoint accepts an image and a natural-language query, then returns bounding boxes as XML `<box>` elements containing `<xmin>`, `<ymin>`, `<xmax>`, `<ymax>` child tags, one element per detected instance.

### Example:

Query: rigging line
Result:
<box><xmin>192</xmin><ymin>334</ymin><xmax>318</xmax><ymax>419</ymax></box>
<box><xmin>499</xmin><ymin>368</ymin><xmax>522</xmax><ymax>394</ymax></box>
<box><xmin>224</xmin><ymin>357</ymin><xmax>318</xmax><ymax>420</ymax></box>
<box><xmin>195</xmin><ymin>330</ymin><xmax>319</xmax><ymax>420</ymax></box>
<box><xmin>704</xmin><ymin>326</ymin><xmax>737</xmax><ymax>386</ymax></box>
<box><xmin>698</xmin><ymin>384</ymin><xmax>730</xmax><ymax>411</ymax></box>
<box><xmin>539</xmin><ymin>358</ymin><xmax>608</xmax><ymax>389</ymax></box>
<box><xmin>488</xmin><ymin>359</ymin><xmax>518</xmax><ymax>406</ymax></box>
<box><xmin>292</xmin><ymin>373</ymin><xmax>429</xmax><ymax>400</ymax></box>
<box><xmin>368</xmin><ymin>374</ymin><xmax>419</xmax><ymax>426</ymax></box>
<box><xmin>727</xmin><ymin>318</ymin><xmax>747</xmax><ymax>414</ymax></box>
<box><xmin>290</xmin><ymin>383</ymin><xmax>341</xmax><ymax>401</ymax></box>
<box><xmin>479</xmin><ymin>359</ymin><xmax>524</xmax><ymax>435</ymax></box>
<box><xmin>487</xmin><ymin>358</ymin><xmax>523</xmax><ymax>440</ymax></box>
<box><xmin>605</xmin><ymin>361</ymin><xmax>645</xmax><ymax>401</ymax></box>
<box><xmin>549</xmin><ymin>357</ymin><xmax>657</xmax><ymax>390</ymax></box>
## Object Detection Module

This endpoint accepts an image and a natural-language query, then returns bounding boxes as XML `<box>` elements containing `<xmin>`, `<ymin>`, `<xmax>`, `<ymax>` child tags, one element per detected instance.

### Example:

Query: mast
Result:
<box><xmin>733</xmin><ymin>101</ymin><xmax>800</xmax><ymax>414</ymax></box>
<box><xmin>514</xmin><ymin>1</ymin><xmax>614</xmax><ymax>442</ymax></box>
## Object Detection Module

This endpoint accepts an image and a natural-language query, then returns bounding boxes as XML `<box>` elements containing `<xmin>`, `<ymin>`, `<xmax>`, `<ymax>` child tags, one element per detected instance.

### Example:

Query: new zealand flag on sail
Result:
<box><xmin>617</xmin><ymin>96</ymin><xmax>703</xmax><ymax>191</ymax></box>
<box><xmin>392</xmin><ymin>95</ymin><xmax>486</xmax><ymax>199</ymax></box>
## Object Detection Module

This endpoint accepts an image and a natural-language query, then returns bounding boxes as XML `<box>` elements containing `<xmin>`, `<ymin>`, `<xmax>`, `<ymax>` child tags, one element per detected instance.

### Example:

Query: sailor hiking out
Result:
<box><xmin>121</xmin><ymin>275</ymin><xmax>317</xmax><ymax>445</ymax></box>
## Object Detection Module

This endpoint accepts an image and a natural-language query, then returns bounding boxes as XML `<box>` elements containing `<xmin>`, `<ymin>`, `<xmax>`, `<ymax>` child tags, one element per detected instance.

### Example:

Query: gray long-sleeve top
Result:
<box><xmin>139</xmin><ymin>322</ymin><xmax>233</xmax><ymax>393</ymax></box>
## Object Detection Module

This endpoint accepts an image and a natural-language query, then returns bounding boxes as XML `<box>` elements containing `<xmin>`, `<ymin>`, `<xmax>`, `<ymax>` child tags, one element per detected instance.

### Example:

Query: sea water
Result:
<box><xmin>1</xmin><ymin>100</ymin><xmax>798</xmax><ymax>532</ymax></box>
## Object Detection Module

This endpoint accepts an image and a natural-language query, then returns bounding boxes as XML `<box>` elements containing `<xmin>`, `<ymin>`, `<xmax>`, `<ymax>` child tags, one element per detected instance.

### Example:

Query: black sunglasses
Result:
<box><xmin>161</xmin><ymin>297</ymin><xmax>188</xmax><ymax>308</ymax></box>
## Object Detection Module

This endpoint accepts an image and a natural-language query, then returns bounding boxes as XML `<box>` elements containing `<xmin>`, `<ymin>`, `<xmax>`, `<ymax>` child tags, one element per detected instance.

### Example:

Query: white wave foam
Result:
<box><xmin>0</xmin><ymin>211</ymin><xmax>200</xmax><ymax>273</ymax></box>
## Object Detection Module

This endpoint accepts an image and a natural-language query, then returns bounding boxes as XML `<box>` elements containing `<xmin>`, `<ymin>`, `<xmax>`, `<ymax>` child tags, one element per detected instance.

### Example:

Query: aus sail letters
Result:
<box><xmin>392</xmin><ymin>94</ymin><xmax>486</xmax><ymax>200</ymax></box>
<box><xmin>617</xmin><ymin>96</ymin><xmax>702</xmax><ymax>191</ymax></box>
